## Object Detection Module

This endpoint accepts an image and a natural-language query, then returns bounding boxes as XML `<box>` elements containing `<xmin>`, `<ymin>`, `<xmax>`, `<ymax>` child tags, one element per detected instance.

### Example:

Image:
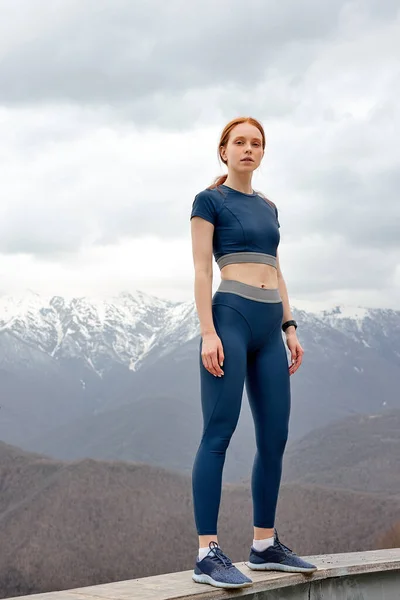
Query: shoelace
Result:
<box><xmin>208</xmin><ymin>541</ymin><xmax>233</xmax><ymax>568</ymax></box>
<box><xmin>274</xmin><ymin>530</ymin><xmax>294</xmax><ymax>555</ymax></box>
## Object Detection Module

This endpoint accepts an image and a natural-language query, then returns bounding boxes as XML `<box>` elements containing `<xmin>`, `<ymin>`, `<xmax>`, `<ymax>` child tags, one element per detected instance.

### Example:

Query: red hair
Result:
<box><xmin>208</xmin><ymin>116</ymin><xmax>266</xmax><ymax>189</ymax></box>
<box><xmin>208</xmin><ymin>116</ymin><xmax>275</xmax><ymax>209</ymax></box>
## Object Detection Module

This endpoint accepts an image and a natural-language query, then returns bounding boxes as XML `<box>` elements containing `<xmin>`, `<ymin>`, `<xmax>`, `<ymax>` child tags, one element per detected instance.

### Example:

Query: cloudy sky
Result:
<box><xmin>0</xmin><ymin>0</ymin><xmax>399</xmax><ymax>312</ymax></box>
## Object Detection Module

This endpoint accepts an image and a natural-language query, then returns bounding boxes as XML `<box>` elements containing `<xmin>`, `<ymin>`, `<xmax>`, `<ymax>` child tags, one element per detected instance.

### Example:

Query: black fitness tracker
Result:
<box><xmin>282</xmin><ymin>319</ymin><xmax>297</xmax><ymax>332</ymax></box>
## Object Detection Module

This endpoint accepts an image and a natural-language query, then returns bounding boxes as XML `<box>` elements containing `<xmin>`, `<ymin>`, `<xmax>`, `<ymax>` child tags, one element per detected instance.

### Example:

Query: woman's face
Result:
<box><xmin>220</xmin><ymin>122</ymin><xmax>264</xmax><ymax>174</ymax></box>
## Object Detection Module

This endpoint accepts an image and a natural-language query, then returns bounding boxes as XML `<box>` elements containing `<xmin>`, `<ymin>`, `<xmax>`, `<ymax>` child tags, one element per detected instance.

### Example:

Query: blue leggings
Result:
<box><xmin>192</xmin><ymin>279</ymin><xmax>291</xmax><ymax>535</ymax></box>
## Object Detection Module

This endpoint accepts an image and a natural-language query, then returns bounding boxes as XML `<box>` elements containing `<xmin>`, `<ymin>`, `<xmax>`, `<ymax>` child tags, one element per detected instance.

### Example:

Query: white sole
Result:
<box><xmin>246</xmin><ymin>561</ymin><xmax>317</xmax><ymax>573</ymax></box>
<box><xmin>192</xmin><ymin>572</ymin><xmax>253</xmax><ymax>589</ymax></box>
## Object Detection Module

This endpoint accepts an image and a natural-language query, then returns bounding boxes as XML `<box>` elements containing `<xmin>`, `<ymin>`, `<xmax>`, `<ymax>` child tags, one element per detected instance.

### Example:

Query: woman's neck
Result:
<box><xmin>224</xmin><ymin>173</ymin><xmax>254</xmax><ymax>195</ymax></box>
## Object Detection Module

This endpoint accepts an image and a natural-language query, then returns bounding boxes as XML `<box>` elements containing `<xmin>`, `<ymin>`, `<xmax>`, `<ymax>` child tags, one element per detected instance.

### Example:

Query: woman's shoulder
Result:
<box><xmin>194</xmin><ymin>185</ymin><xmax>227</xmax><ymax>209</ymax></box>
<box><xmin>198</xmin><ymin>184</ymin><xmax>227</xmax><ymax>198</ymax></box>
<box><xmin>255</xmin><ymin>190</ymin><xmax>280</xmax><ymax>227</ymax></box>
<box><xmin>255</xmin><ymin>189</ymin><xmax>277</xmax><ymax>209</ymax></box>
<box><xmin>190</xmin><ymin>185</ymin><xmax>227</xmax><ymax>224</ymax></box>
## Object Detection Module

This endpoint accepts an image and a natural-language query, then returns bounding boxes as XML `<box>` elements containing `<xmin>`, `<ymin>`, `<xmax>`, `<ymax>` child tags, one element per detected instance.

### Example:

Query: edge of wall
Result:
<box><xmin>6</xmin><ymin>548</ymin><xmax>400</xmax><ymax>600</ymax></box>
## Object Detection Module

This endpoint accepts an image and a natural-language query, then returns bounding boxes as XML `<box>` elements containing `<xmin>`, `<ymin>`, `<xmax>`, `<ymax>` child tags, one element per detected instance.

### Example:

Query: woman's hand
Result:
<box><xmin>286</xmin><ymin>332</ymin><xmax>304</xmax><ymax>375</ymax></box>
<box><xmin>201</xmin><ymin>332</ymin><xmax>225</xmax><ymax>377</ymax></box>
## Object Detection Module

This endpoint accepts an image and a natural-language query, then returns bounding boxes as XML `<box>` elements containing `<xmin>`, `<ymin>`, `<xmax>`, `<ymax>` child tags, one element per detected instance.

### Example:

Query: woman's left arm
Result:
<box><xmin>276</xmin><ymin>250</ymin><xmax>304</xmax><ymax>375</ymax></box>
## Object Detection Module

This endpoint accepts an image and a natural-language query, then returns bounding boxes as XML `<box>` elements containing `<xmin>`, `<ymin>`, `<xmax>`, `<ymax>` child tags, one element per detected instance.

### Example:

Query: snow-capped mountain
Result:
<box><xmin>1</xmin><ymin>290</ymin><xmax>399</xmax><ymax>461</ymax></box>
<box><xmin>0</xmin><ymin>289</ymin><xmax>199</xmax><ymax>447</ymax></box>
<box><xmin>315</xmin><ymin>304</ymin><xmax>400</xmax><ymax>366</ymax></box>
<box><xmin>2</xmin><ymin>291</ymin><xmax>399</xmax><ymax>375</ymax></box>
<box><xmin>0</xmin><ymin>289</ymin><xmax>199</xmax><ymax>376</ymax></box>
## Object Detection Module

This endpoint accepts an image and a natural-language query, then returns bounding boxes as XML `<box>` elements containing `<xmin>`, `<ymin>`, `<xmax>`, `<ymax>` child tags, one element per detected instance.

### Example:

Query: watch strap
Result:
<box><xmin>282</xmin><ymin>319</ymin><xmax>297</xmax><ymax>332</ymax></box>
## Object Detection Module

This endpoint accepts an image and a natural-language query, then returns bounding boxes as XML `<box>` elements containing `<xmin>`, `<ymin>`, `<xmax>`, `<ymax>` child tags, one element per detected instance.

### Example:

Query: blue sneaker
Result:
<box><xmin>192</xmin><ymin>541</ymin><xmax>253</xmax><ymax>589</ymax></box>
<box><xmin>247</xmin><ymin>530</ymin><xmax>317</xmax><ymax>573</ymax></box>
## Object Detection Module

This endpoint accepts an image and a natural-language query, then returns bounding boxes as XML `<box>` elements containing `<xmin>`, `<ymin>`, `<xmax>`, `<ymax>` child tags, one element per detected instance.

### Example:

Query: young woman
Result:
<box><xmin>189</xmin><ymin>117</ymin><xmax>317</xmax><ymax>589</ymax></box>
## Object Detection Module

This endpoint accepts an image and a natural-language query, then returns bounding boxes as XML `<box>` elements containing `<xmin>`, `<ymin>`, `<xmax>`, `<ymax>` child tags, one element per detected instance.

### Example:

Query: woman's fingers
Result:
<box><xmin>208</xmin><ymin>350</ymin><xmax>219</xmax><ymax>376</ymax></box>
<box><xmin>212</xmin><ymin>351</ymin><xmax>223</xmax><ymax>376</ymax></box>
<box><xmin>202</xmin><ymin>350</ymin><xmax>217</xmax><ymax>376</ymax></box>
<box><xmin>201</xmin><ymin>348</ymin><xmax>224</xmax><ymax>377</ymax></box>
<box><xmin>202</xmin><ymin>353</ymin><xmax>214</xmax><ymax>375</ymax></box>
<box><xmin>217</xmin><ymin>344</ymin><xmax>224</xmax><ymax>373</ymax></box>
<box><xmin>289</xmin><ymin>345</ymin><xmax>304</xmax><ymax>375</ymax></box>
<box><xmin>210</xmin><ymin>348</ymin><xmax>224</xmax><ymax>376</ymax></box>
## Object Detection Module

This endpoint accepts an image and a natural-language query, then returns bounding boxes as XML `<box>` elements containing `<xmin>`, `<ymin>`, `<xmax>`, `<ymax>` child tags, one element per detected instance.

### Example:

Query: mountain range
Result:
<box><xmin>0</xmin><ymin>290</ymin><xmax>399</xmax><ymax>480</ymax></box>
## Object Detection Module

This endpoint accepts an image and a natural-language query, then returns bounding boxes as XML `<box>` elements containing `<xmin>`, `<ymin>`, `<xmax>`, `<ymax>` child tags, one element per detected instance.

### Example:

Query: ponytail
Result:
<box><xmin>207</xmin><ymin>174</ymin><xmax>228</xmax><ymax>190</ymax></box>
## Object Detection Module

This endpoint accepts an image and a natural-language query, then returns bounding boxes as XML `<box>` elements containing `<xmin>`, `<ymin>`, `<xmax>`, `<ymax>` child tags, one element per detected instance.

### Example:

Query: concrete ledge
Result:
<box><xmin>6</xmin><ymin>549</ymin><xmax>400</xmax><ymax>600</ymax></box>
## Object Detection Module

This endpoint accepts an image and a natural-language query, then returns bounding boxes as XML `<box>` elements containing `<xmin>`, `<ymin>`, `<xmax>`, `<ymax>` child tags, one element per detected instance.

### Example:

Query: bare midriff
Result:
<box><xmin>220</xmin><ymin>263</ymin><xmax>278</xmax><ymax>289</ymax></box>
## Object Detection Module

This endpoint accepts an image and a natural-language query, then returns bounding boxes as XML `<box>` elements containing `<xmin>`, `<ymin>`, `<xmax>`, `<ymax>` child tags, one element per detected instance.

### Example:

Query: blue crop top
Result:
<box><xmin>190</xmin><ymin>184</ymin><xmax>280</xmax><ymax>270</ymax></box>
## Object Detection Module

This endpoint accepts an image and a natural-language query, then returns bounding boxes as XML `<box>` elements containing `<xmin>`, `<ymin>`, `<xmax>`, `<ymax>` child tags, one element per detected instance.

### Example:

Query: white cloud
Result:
<box><xmin>0</xmin><ymin>0</ymin><xmax>399</xmax><ymax>311</ymax></box>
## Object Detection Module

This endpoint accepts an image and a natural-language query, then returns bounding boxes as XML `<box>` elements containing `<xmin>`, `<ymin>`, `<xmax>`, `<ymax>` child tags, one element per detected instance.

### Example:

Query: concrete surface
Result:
<box><xmin>6</xmin><ymin>548</ymin><xmax>400</xmax><ymax>600</ymax></box>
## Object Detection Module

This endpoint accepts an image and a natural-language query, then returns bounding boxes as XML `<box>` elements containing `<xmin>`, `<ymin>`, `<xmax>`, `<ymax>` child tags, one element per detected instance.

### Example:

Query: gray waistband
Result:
<box><xmin>217</xmin><ymin>252</ymin><xmax>277</xmax><ymax>270</ymax></box>
<box><xmin>216</xmin><ymin>279</ymin><xmax>282</xmax><ymax>303</ymax></box>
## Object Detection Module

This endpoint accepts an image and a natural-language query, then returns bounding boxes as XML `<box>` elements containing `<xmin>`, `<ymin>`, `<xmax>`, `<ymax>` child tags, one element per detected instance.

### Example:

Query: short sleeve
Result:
<box><xmin>190</xmin><ymin>190</ymin><xmax>218</xmax><ymax>225</ymax></box>
<box><xmin>274</xmin><ymin>204</ymin><xmax>280</xmax><ymax>228</ymax></box>
<box><xmin>258</xmin><ymin>191</ymin><xmax>280</xmax><ymax>228</ymax></box>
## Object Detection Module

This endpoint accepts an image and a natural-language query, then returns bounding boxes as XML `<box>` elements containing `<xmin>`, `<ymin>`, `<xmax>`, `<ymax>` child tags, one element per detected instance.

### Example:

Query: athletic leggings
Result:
<box><xmin>192</xmin><ymin>279</ymin><xmax>291</xmax><ymax>535</ymax></box>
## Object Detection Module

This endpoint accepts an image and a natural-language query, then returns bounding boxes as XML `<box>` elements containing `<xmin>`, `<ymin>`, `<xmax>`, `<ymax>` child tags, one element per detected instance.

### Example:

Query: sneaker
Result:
<box><xmin>246</xmin><ymin>529</ymin><xmax>317</xmax><ymax>573</ymax></box>
<box><xmin>192</xmin><ymin>541</ymin><xmax>253</xmax><ymax>589</ymax></box>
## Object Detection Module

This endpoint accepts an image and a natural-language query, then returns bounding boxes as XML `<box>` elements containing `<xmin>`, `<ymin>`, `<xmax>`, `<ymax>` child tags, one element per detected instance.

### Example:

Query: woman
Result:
<box><xmin>189</xmin><ymin>117</ymin><xmax>317</xmax><ymax>590</ymax></box>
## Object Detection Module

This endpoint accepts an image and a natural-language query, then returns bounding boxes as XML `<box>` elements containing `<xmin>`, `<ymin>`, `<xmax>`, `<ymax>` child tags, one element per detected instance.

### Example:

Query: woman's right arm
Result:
<box><xmin>190</xmin><ymin>216</ymin><xmax>224</xmax><ymax>377</ymax></box>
